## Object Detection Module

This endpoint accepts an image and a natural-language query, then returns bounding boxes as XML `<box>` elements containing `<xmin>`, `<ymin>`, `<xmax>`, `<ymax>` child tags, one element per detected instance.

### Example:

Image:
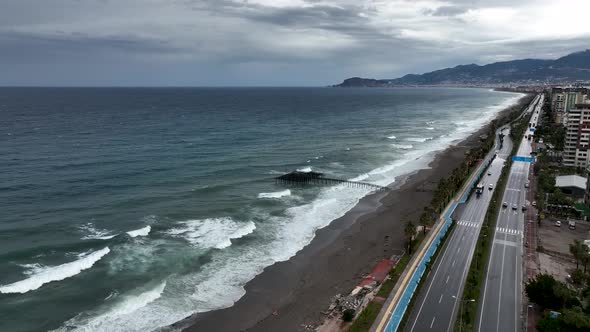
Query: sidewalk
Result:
<box><xmin>524</xmin><ymin>162</ymin><xmax>540</xmax><ymax>332</ymax></box>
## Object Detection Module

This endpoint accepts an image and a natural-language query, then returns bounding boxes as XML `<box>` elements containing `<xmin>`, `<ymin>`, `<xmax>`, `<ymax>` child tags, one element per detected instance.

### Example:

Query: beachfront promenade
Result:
<box><xmin>373</xmin><ymin>95</ymin><xmax>540</xmax><ymax>332</ymax></box>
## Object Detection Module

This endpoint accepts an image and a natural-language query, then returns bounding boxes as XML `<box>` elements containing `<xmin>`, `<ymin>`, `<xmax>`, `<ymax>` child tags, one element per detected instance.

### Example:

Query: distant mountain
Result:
<box><xmin>335</xmin><ymin>50</ymin><xmax>590</xmax><ymax>87</ymax></box>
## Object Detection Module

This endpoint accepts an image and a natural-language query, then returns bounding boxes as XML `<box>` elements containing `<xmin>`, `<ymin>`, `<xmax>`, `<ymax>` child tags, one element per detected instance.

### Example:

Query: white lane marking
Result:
<box><xmin>496</xmin><ymin>222</ymin><xmax>509</xmax><ymax>332</ymax></box>
<box><xmin>457</xmin><ymin>247</ymin><xmax>461</xmax><ymax>253</ymax></box>
<box><xmin>430</xmin><ymin>317</ymin><xmax>436</xmax><ymax>329</ymax></box>
<box><xmin>446</xmin><ymin>275</ymin><xmax>450</xmax><ymax>284</ymax></box>
<box><xmin>408</xmin><ymin>224</ymin><xmax>461</xmax><ymax>332</ymax></box>
<box><xmin>439</xmin><ymin>294</ymin><xmax>443</xmax><ymax>303</ymax></box>
<box><xmin>493</xmin><ymin>239</ymin><xmax>517</xmax><ymax>247</ymax></box>
<box><xmin>452</xmin><ymin>259</ymin><xmax>456</xmax><ymax>267</ymax></box>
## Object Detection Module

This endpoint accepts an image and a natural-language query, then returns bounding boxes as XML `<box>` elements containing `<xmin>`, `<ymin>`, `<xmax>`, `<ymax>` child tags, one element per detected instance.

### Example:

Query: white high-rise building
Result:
<box><xmin>563</xmin><ymin>103</ymin><xmax>590</xmax><ymax>167</ymax></box>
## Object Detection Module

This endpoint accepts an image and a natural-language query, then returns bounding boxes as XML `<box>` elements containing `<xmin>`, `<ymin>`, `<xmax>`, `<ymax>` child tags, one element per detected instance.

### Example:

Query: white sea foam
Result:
<box><xmin>387</xmin><ymin>135</ymin><xmax>397</xmax><ymax>139</ymax></box>
<box><xmin>296</xmin><ymin>166</ymin><xmax>312</xmax><ymax>172</ymax></box>
<box><xmin>166</xmin><ymin>218</ymin><xmax>256</xmax><ymax>249</ymax></box>
<box><xmin>426</xmin><ymin>127</ymin><xmax>435</xmax><ymax>130</ymax></box>
<box><xmin>53</xmin><ymin>282</ymin><xmax>166</xmax><ymax>332</ymax></box>
<box><xmin>258</xmin><ymin>189</ymin><xmax>291</xmax><ymax>199</ymax></box>
<box><xmin>405</xmin><ymin>137</ymin><xmax>433</xmax><ymax>143</ymax></box>
<box><xmin>0</xmin><ymin>247</ymin><xmax>110</xmax><ymax>294</ymax></box>
<box><xmin>426</xmin><ymin>121</ymin><xmax>435</xmax><ymax>125</ymax></box>
<box><xmin>391</xmin><ymin>144</ymin><xmax>414</xmax><ymax>150</ymax></box>
<box><xmin>80</xmin><ymin>223</ymin><xmax>118</xmax><ymax>240</ymax></box>
<box><xmin>126</xmin><ymin>226</ymin><xmax>151</xmax><ymax>238</ymax></box>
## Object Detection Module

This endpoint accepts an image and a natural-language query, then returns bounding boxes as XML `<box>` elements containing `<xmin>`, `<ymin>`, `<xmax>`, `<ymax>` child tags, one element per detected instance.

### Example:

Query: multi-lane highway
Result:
<box><xmin>476</xmin><ymin>94</ymin><xmax>543</xmax><ymax>332</ymax></box>
<box><xmin>402</xmin><ymin>128</ymin><xmax>512</xmax><ymax>332</ymax></box>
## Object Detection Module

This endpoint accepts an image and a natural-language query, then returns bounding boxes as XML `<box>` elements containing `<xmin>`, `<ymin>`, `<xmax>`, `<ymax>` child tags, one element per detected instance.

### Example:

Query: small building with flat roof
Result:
<box><xmin>556</xmin><ymin>175</ymin><xmax>587</xmax><ymax>198</ymax></box>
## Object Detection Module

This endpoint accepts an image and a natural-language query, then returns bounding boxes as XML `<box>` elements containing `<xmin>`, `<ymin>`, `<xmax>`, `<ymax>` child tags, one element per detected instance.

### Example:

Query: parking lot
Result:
<box><xmin>538</xmin><ymin>218</ymin><xmax>590</xmax><ymax>255</ymax></box>
<box><xmin>537</xmin><ymin>218</ymin><xmax>590</xmax><ymax>282</ymax></box>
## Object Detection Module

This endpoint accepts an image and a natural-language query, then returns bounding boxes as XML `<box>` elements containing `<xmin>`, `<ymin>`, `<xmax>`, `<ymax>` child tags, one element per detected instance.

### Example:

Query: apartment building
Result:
<box><xmin>551</xmin><ymin>88</ymin><xmax>589</xmax><ymax>125</ymax></box>
<box><xmin>563</xmin><ymin>103</ymin><xmax>590</xmax><ymax>167</ymax></box>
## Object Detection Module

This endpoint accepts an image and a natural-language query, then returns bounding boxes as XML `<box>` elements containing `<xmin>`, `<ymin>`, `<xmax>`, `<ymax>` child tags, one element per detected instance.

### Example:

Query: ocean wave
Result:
<box><xmin>53</xmin><ymin>282</ymin><xmax>166</xmax><ymax>332</ymax></box>
<box><xmin>0</xmin><ymin>247</ymin><xmax>110</xmax><ymax>294</ymax></box>
<box><xmin>258</xmin><ymin>189</ymin><xmax>291</xmax><ymax>199</ymax></box>
<box><xmin>426</xmin><ymin>121</ymin><xmax>435</xmax><ymax>125</ymax></box>
<box><xmin>80</xmin><ymin>223</ymin><xmax>118</xmax><ymax>240</ymax></box>
<box><xmin>387</xmin><ymin>135</ymin><xmax>397</xmax><ymax>139</ymax></box>
<box><xmin>166</xmin><ymin>218</ymin><xmax>256</xmax><ymax>249</ymax></box>
<box><xmin>426</xmin><ymin>127</ymin><xmax>435</xmax><ymax>130</ymax></box>
<box><xmin>405</xmin><ymin>137</ymin><xmax>433</xmax><ymax>143</ymax></box>
<box><xmin>391</xmin><ymin>144</ymin><xmax>414</xmax><ymax>150</ymax></box>
<box><xmin>296</xmin><ymin>166</ymin><xmax>312</xmax><ymax>172</ymax></box>
<box><xmin>126</xmin><ymin>226</ymin><xmax>151</xmax><ymax>238</ymax></box>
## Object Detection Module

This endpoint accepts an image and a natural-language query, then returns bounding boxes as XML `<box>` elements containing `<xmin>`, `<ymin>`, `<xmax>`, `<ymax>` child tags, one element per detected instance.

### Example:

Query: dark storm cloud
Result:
<box><xmin>0</xmin><ymin>0</ymin><xmax>589</xmax><ymax>86</ymax></box>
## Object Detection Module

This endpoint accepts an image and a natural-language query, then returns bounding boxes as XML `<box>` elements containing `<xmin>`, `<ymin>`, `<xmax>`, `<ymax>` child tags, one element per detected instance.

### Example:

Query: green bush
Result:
<box><xmin>343</xmin><ymin>308</ymin><xmax>355</xmax><ymax>322</ymax></box>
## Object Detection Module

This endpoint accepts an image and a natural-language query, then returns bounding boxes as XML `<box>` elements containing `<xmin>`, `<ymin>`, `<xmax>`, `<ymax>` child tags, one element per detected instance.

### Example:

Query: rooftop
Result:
<box><xmin>555</xmin><ymin>175</ymin><xmax>587</xmax><ymax>190</ymax></box>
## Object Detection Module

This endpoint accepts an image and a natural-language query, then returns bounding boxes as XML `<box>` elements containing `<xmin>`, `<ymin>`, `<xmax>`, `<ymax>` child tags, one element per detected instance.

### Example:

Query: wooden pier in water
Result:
<box><xmin>275</xmin><ymin>171</ymin><xmax>389</xmax><ymax>191</ymax></box>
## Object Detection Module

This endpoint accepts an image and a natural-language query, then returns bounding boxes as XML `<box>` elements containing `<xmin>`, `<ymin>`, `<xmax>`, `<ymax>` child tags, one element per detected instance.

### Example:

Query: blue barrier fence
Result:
<box><xmin>512</xmin><ymin>156</ymin><xmax>534</xmax><ymax>163</ymax></box>
<box><xmin>383</xmin><ymin>151</ymin><xmax>491</xmax><ymax>331</ymax></box>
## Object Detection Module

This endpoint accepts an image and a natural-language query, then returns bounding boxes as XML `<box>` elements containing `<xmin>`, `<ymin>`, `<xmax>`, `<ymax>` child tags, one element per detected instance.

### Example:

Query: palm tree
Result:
<box><xmin>569</xmin><ymin>240</ymin><xmax>585</xmax><ymax>269</ymax></box>
<box><xmin>404</xmin><ymin>221</ymin><xmax>417</xmax><ymax>255</ymax></box>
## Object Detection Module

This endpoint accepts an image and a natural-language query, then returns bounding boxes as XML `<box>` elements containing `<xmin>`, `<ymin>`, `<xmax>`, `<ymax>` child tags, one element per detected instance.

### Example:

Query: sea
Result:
<box><xmin>0</xmin><ymin>87</ymin><xmax>523</xmax><ymax>332</ymax></box>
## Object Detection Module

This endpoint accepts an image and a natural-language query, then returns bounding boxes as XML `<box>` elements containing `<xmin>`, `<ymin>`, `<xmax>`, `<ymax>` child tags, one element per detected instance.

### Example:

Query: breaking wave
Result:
<box><xmin>0</xmin><ymin>247</ymin><xmax>111</xmax><ymax>294</ymax></box>
<box><xmin>258</xmin><ymin>189</ymin><xmax>291</xmax><ymax>199</ymax></box>
<box><xmin>80</xmin><ymin>223</ymin><xmax>118</xmax><ymax>240</ymax></box>
<box><xmin>391</xmin><ymin>144</ymin><xmax>413</xmax><ymax>150</ymax></box>
<box><xmin>405</xmin><ymin>137</ymin><xmax>433</xmax><ymax>143</ymax></box>
<box><xmin>166</xmin><ymin>218</ymin><xmax>256</xmax><ymax>249</ymax></box>
<box><xmin>126</xmin><ymin>226</ymin><xmax>151</xmax><ymax>238</ymax></box>
<box><xmin>296</xmin><ymin>166</ymin><xmax>312</xmax><ymax>172</ymax></box>
<box><xmin>52</xmin><ymin>281</ymin><xmax>167</xmax><ymax>332</ymax></box>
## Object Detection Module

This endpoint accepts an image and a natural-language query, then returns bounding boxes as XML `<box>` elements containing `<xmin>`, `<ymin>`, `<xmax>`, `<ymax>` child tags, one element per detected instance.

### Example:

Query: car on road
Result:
<box><xmin>503</xmin><ymin>202</ymin><xmax>508</xmax><ymax>208</ymax></box>
<box><xmin>532</xmin><ymin>201</ymin><xmax>537</xmax><ymax>207</ymax></box>
<box><xmin>512</xmin><ymin>204</ymin><xmax>517</xmax><ymax>210</ymax></box>
<box><xmin>555</xmin><ymin>221</ymin><xmax>561</xmax><ymax>227</ymax></box>
<box><xmin>525</xmin><ymin>181</ymin><xmax>529</xmax><ymax>188</ymax></box>
<box><xmin>488</xmin><ymin>171</ymin><xmax>492</xmax><ymax>176</ymax></box>
<box><xmin>522</xmin><ymin>205</ymin><xmax>527</xmax><ymax>211</ymax></box>
<box><xmin>569</xmin><ymin>221</ymin><xmax>576</xmax><ymax>229</ymax></box>
<box><xmin>488</xmin><ymin>184</ymin><xmax>494</xmax><ymax>190</ymax></box>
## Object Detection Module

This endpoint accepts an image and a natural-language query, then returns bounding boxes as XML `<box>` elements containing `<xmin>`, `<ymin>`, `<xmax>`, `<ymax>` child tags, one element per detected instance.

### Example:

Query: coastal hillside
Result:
<box><xmin>335</xmin><ymin>50</ymin><xmax>590</xmax><ymax>87</ymax></box>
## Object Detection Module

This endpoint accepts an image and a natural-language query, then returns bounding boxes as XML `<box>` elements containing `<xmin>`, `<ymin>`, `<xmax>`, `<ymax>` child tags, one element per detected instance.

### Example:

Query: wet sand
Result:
<box><xmin>179</xmin><ymin>106</ymin><xmax>517</xmax><ymax>332</ymax></box>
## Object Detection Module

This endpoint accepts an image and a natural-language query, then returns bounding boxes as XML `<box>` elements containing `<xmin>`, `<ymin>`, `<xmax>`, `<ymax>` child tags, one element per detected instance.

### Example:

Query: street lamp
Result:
<box><xmin>452</xmin><ymin>295</ymin><xmax>475</xmax><ymax>332</ymax></box>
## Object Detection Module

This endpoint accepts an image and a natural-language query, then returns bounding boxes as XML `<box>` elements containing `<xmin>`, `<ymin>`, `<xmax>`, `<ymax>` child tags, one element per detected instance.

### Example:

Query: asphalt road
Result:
<box><xmin>403</xmin><ymin>128</ymin><xmax>514</xmax><ymax>332</ymax></box>
<box><xmin>476</xmin><ymin>94</ymin><xmax>543</xmax><ymax>332</ymax></box>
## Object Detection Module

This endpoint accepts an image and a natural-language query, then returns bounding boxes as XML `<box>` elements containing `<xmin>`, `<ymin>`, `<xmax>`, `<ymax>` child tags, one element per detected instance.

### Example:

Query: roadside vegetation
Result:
<box><xmin>526</xmin><ymin>250</ymin><xmax>590</xmax><ymax>332</ymax></box>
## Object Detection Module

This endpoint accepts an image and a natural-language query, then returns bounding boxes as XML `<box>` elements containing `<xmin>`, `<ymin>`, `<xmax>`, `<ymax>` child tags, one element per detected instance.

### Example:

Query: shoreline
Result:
<box><xmin>177</xmin><ymin>97</ymin><xmax>525</xmax><ymax>332</ymax></box>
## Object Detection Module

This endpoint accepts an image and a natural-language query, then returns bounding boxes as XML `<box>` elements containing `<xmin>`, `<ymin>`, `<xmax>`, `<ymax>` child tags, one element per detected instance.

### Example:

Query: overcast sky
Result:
<box><xmin>2</xmin><ymin>0</ymin><xmax>590</xmax><ymax>86</ymax></box>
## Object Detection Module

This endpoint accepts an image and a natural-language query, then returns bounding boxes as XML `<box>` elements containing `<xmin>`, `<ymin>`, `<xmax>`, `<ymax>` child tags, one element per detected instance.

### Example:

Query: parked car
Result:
<box><xmin>522</xmin><ymin>205</ymin><xmax>527</xmax><ymax>211</ymax></box>
<box><xmin>524</xmin><ymin>181</ymin><xmax>529</xmax><ymax>188</ymax></box>
<box><xmin>503</xmin><ymin>202</ymin><xmax>508</xmax><ymax>208</ymax></box>
<box><xmin>488</xmin><ymin>171</ymin><xmax>492</xmax><ymax>176</ymax></box>
<box><xmin>555</xmin><ymin>221</ymin><xmax>561</xmax><ymax>227</ymax></box>
<box><xmin>569</xmin><ymin>221</ymin><xmax>576</xmax><ymax>230</ymax></box>
<box><xmin>532</xmin><ymin>201</ymin><xmax>537</xmax><ymax>207</ymax></box>
<box><xmin>489</xmin><ymin>184</ymin><xmax>494</xmax><ymax>190</ymax></box>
